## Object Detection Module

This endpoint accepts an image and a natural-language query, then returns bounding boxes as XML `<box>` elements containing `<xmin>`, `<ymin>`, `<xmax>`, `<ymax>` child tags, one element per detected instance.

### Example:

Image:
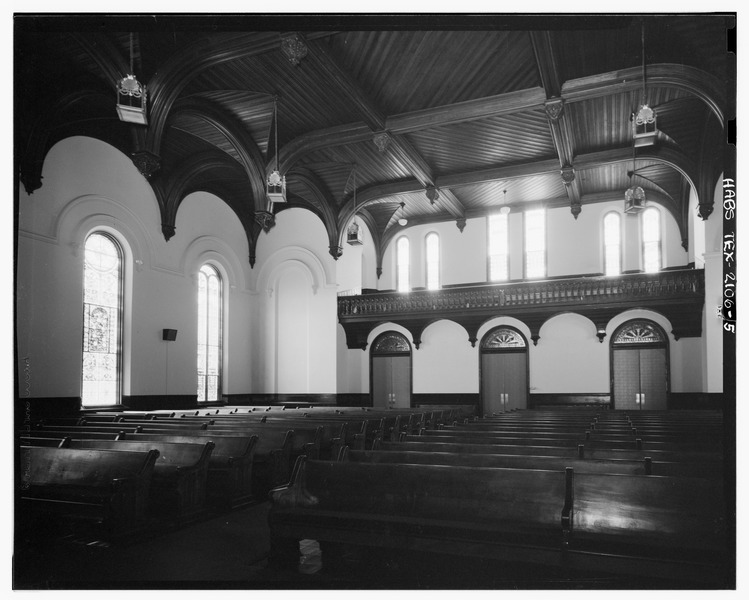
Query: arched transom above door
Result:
<box><xmin>612</xmin><ymin>320</ymin><xmax>667</xmax><ymax>345</ymax></box>
<box><xmin>371</xmin><ymin>332</ymin><xmax>411</xmax><ymax>354</ymax></box>
<box><xmin>481</xmin><ymin>327</ymin><xmax>527</xmax><ymax>350</ymax></box>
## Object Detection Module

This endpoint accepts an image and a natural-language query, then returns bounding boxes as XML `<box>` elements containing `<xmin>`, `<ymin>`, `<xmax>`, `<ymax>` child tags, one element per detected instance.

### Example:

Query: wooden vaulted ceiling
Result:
<box><xmin>15</xmin><ymin>14</ymin><xmax>733</xmax><ymax>268</ymax></box>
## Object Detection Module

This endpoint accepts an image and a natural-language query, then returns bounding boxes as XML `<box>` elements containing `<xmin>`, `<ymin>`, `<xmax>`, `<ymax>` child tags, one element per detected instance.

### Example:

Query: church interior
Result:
<box><xmin>13</xmin><ymin>14</ymin><xmax>736</xmax><ymax>589</ymax></box>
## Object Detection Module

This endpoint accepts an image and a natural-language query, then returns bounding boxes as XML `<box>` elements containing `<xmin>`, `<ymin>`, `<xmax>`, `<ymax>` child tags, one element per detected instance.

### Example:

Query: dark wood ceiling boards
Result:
<box><xmin>326</xmin><ymin>30</ymin><xmax>540</xmax><ymax>115</ymax></box>
<box><xmin>15</xmin><ymin>14</ymin><xmax>733</xmax><ymax>269</ymax></box>
<box><xmin>406</xmin><ymin>108</ymin><xmax>556</xmax><ymax>175</ymax></box>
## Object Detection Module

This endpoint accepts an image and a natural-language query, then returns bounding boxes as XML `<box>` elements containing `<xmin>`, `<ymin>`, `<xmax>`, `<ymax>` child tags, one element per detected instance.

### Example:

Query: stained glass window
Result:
<box><xmin>82</xmin><ymin>232</ymin><xmax>122</xmax><ymax>406</ymax></box>
<box><xmin>396</xmin><ymin>237</ymin><xmax>410</xmax><ymax>293</ymax></box>
<box><xmin>525</xmin><ymin>209</ymin><xmax>546</xmax><ymax>278</ymax></box>
<box><xmin>425</xmin><ymin>232</ymin><xmax>440</xmax><ymax>290</ymax></box>
<box><xmin>488</xmin><ymin>213</ymin><xmax>509</xmax><ymax>281</ymax></box>
<box><xmin>197</xmin><ymin>264</ymin><xmax>222</xmax><ymax>402</ymax></box>
<box><xmin>604</xmin><ymin>212</ymin><xmax>622</xmax><ymax>276</ymax></box>
<box><xmin>642</xmin><ymin>207</ymin><xmax>661</xmax><ymax>273</ymax></box>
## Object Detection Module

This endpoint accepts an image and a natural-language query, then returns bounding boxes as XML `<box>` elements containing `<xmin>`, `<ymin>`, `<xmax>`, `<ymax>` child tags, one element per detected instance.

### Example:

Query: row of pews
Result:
<box><xmin>18</xmin><ymin>405</ymin><xmax>468</xmax><ymax>542</ymax></box>
<box><xmin>267</xmin><ymin>408</ymin><xmax>729</xmax><ymax>587</ymax></box>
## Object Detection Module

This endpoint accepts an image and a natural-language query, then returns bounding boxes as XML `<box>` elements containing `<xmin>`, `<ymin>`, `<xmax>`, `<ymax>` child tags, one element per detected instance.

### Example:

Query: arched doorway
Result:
<box><xmin>611</xmin><ymin>319</ymin><xmax>670</xmax><ymax>410</ymax></box>
<box><xmin>479</xmin><ymin>326</ymin><xmax>529</xmax><ymax>416</ymax></box>
<box><xmin>370</xmin><ymin>331</ymin><xmax>412</xmax><ymax>409</ymax></box>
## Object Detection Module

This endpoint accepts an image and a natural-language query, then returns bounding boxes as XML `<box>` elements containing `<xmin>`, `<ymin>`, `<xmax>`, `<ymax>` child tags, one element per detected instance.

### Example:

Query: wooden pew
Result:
<box><xmin>19</xmin><ymin>436</ymin><xmax>71</xmax><ymax>448</ymax></box>
<box><xmin>566</xmin><ymin>469</ymin><xmax>728</xmax><ymax>584</ymax></box>
<box><xmin>446</xmin><ymin>423</ymin><xmax>723</xmax><ymax>450</ymax></box>
<box><xmin>19</xmin><ymin>446</ymin><xmax>159</xmax><ymax>538</ymax></box>
<box><xmin>128</xmin><ymin>428</ymin><xmax>294</xmax><ymax>496</ymax></box>
<box><xmin>380</xmin><ymin>438</ymin><xmax>582</xmax><ymax>458</ymax></box>
<box><xmin>187</xmin><ymin>410</ymin><xmax>419</xmax><ymax>445</ymax></box>
<box><xmin>216</xmin><ymin>407</ymin><xmax>436</xmax><ymax>434</ymax></box>
<box><xmin>128</xmin><ymin>414</ymin><xmax>369</xmax><ymax>449</ymax></box>
<box><xmin>406</xmin><ymin>431</ymin><xmax>724</xmax><ymax>456</ymax></box>
<box><xmin>378</xmin><ymin>439</ymin><xmax>722</xmax><ymax>464</ymax></box>
<box><xmin>31</xmin><ymin>424</ymin><xmax>144</xmax><ymax>435</ymax></box>
<box><xmin>438</xmin><ymin>426</ymin><xmax>586</xmax><ymax>440</ymax></box>
<box><xmin>268</xmin><ymin>457</ymin><xmax>571</xmax><ymax>573</ymax></box>
<box><xmin>125</xmin><ymin>433</ymin><xmax>258</xmax><ymax>509</ymax></box>
<box><xmin>148</xmin><ymin>418</ymin><xmax>345</xmax><ymax>463</ymax></box>
<box><xmin>212</xmin><ymin>422</ymin><xmax>327</xmax><ymax>458</ymax></box>
<box><xmin>268</xmin><ymin>457</ymin><xmax>727</xmax><ymax>585</ymax></box>
<box><xmin>340</xmin><ymin>447</ymin><xmax>723</xmax><ymax>479</ymax></box>
<box><xmin>65</xmin><ymin>439</ymin><xmax>215</xmax><ymax>523</ymax></box>
<box><xmin>20</xmin><ymin>430</ymin><xmax>125</xmax><ymax>441</ymax></box>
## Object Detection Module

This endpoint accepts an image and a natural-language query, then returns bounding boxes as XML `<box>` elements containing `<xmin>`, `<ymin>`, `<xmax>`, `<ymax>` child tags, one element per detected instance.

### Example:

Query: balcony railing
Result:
<box><xmin>338</xmin><ymin>269</ymin><xmax>703</xmax><ymax>317</ymax></box>
<box><xmin>337</xmin><ymin>269</ymin><xmax>705</xmax><ymax>349</ymax></box>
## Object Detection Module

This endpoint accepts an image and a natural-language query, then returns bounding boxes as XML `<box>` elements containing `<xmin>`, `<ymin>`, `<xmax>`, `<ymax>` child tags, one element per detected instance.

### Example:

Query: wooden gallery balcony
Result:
<box><xmin>337</xmin><ymin>268</ymin><xmax>705</xmax><ymax>350</ymax></box>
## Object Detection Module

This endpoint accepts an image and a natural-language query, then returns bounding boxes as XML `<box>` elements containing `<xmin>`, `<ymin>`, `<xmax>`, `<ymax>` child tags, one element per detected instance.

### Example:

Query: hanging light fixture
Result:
<box><xmin>397</xmin><ymin>202</ymin><xmax>408</xmax><ymax>226</ymax></box>
<box><xmin>632</xmin><ymin>20</ymin><xmax>657</xmax><ymax>147</ymax></box>
<box><xmin>346</xmin><ymin>165</ymin><xmax>364</xmax><ymax>246</ymax></box>
<box><xmin>499</xmin><ymin>189</ymin><xmax>511</xmax><ymax>215</ymax></box>
<box><xmin>266</xmin><ymin>96</ymin><xmax>287</xmax><ymax>203</ymax></box>
<box><xmin>116</xmin><ymin>33</ymin><xmax>148</xmax><ymax>125</ymax></box>
<box><xmin>624</xmin><ymin>143</ymin><xmax>647</xmax><ymax>213</ymax></box>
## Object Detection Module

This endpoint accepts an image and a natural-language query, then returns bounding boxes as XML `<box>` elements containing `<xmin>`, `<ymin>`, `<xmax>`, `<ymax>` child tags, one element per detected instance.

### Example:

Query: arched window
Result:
<box><xmin>82</xmin><ymin>232</ymin><xmax>123</xmax><ymax>407</ymax></box>
<box><xmin>425</xmin><ymin>232</ymin><xmax>440</xmax><ymax>290</ymax></box>
<box><xmin>642</xmin><ymin>207</ymin><xmax>661</xmax><ymax>272</ymax></box>
<box><xmin>488</xmin><ymin>212</ymin><xmax>509</xmax><ymax>281</ymax></box>
<box><xmin>603</xmin><ymin>212</ymin><xmax>622</xmax><ymax>276</ymax></box>
<box><xmin>197</xmin><ymin>264</ymin><xmax>222</xmax><ymax>403</ymax></box>
<box><xmin>396</xmin><ymin>236</ymin><xmax>410</xmax><ymax>293</ymax></box>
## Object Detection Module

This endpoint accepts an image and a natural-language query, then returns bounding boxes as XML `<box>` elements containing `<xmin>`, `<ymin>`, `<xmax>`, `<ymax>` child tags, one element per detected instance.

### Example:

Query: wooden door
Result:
<box><xmin>481</xmin><ymin>353</ymin><xmax>506</xmax><ymax>416</ymax></box>
<box><xmin>372</xmin><ymin>356</ymin><xmax>391</xmax><ymax>409</ymax></box>
<box><xmin>613</xmin><ymin>349</ymin><xmax>641</xmax><ymax>410</ymax></box>
<box><xmin>480</xmin><ymin>327</ymin><xmax>529</xmax><ymax>416</ymax></box>
<box><xmin>611</xmin><ymin>320</ymin><xmax>669</xmax><ymax>410</ymax></box>
<box><xmin>370</xmin><ymin>332</ymin><xmax>412</xmax><ymax>409</ymax></box>
<box><xmin>638</xmin><ymin>347</ymin><xmax>668</xmax><ymax>410</ymax></box>
<box><xmin>503</xmin><ymin>352</ymin><xmax>528</xmax><ymax>410</ymax></box>
<box><xmin>390</xmin><ymin>355</ymin><xmax>411</xmax><ymax>408</ymax></box>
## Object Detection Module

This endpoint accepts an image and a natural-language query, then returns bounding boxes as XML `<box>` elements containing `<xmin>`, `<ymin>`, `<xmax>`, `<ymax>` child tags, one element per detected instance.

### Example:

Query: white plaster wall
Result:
<box><xmin>17</xmin><ymin>137</ymin><xmax>257</xmax><ymax>400</ymax></box>
<box><xmin>378</xmin><ymin>217</ymin><xmax>487</xmax><ymax>290</ymax></box>
<box><xmin>546</xmin><ymin>209</ymin><xmax>603</xmax><ymax>277</ymax></box>
<box><xmin>336</xmin><ymin>323</ymin><xmax>368</xmax><ymax>394</ymax></box>
<box><xmin>376</xmin><ymin>200</ymin><xmax>690</xmax><ymax>290</ymax></box>
<box><xmin>414</xmin><ymin>320</ymin><xmax>478</xmax><ymax>393</ymax></box>
<box><xmin>15</xmin><ymin>136</ymin><xmax>712</xmax><ymax>401</ymax></box>
<box><xmin>532</xmin><ymin>313</ymin><xmax>609</xmax><ymax>393</ymax></box>
<box><xmin>336</xmin><ymin>241</ymin><xmax>364</xmax><ymax>294</ymax></box>
<box><xmin>252</xmin><ymin>208</ymin><xmax>339</xmax><ymax>394</ymax></box>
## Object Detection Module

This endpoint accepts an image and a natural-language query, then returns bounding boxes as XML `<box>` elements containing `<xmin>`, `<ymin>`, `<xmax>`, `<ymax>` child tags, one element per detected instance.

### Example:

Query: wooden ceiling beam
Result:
<box><xmin>279</xmin><ymin>63</ymin><xmax>724</xmax><ymax>175</ymax></box>
<box><xmin>386</xmin><ymin>88</ymin><xmax>548</xmax><ymax>134</ymax></box>
<box><xmin>575</xmin><ymin>146</ymin><xmax>698</xmax><ymax>192</ymax></box>
<box><xmin>530</xmin><ymin>31</ymin><xmax>562</xmax><ymax>97</ymax></box>
<box><xmin>531</xmin><ymin>31</ymin><xmax>583</xmax><ymax>218</ymax></box>
<box><xmin>386</xmin><ymin>134</ymin><xmax>435</xmax><ymax>188</ymax></box>
<box><xmin>171</xmin><ymin>96</ymin><xmax>267</xmax><ymax>211</ymax></box>
<box><xmin>562</xmin><ymin>64</ymin><xmax>725</xmax><ymax>126</ymax></box>
<box><xmin>305</xmin><ymin>39</ymin><xmax>387</xmax><ymax>131</ymax></box>
<box><xmin>302</xmin><ymin>38</ymin><xmax>462</xmax><ymax>220</ymax></box>
<box><xmin>346</xmin><ymin>145</ymin><xmax>695</xmax><ymax>217</ymax></box>
<box><xmin>142</xmin><ymin>32</ymin><xmax>335</xmax><ymax>160</ymax></box>
<box><xmin>437</xmin><ymin>189</ymin><xmax>467</xmax><ymax>220</ymax></box>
